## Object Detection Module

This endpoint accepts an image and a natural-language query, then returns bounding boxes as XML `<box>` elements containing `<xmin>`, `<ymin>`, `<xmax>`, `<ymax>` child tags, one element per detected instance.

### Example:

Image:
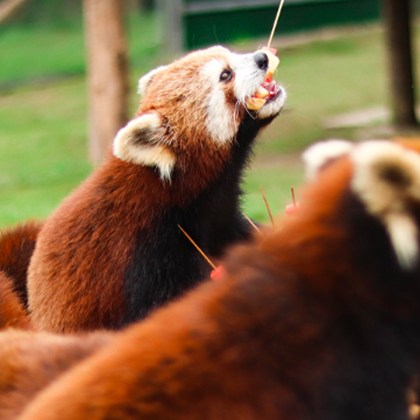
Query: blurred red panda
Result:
<box><xmin>11</xmin><ymin>139</ymin><xmax>420</xmax><ymax>420</ymax></box>
<box><xmin>0</xmin><ymin>329</ymin><xmax>113</xmax><ymax>420</ymax></box>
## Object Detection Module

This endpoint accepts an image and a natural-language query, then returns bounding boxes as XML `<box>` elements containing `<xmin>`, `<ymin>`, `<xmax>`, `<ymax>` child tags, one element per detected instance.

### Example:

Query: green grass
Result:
<box><xmin>0</xmin><ymin>13</ymin><xmax>161</xmax><ymax>88</ymax></box>
<box><xmin>243</xmin><ymin>164</ymin><xmax>304</xmax><ymax>222</ymax></box>
<box><xmin>0</xmin><ymin>80</ymin><xmax>91</xmax><ymax>225</ymax></box>
<box><xmin>0</xmin><ymin>16</ymin><xmax>419</xmax><ymax>226</ymax></box>
<box><xmin>0</xmin><ymin>24</ymin><xmax>86</xmax><ymax>85</ymax></box>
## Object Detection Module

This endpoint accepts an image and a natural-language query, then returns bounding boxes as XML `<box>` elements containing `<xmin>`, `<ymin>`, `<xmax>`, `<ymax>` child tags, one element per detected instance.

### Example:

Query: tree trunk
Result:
<box><xmin>0</xmin><ymin>0</ymin><xmax>30</xmax><ymax>24</ymax></box>
<box><xmin>156</xmin><ymin>0</ymin><xmax>183</xmax><ymax>55</ymax></box>
<box><xmin>84</xmin><ymin>0</ymin><xmax>130</xmax><ymax>165</ymax></box>
<box><xmin>382</xmin><ymin>0</ymin><xmax>418</xmax><ymax>128</ymax></box>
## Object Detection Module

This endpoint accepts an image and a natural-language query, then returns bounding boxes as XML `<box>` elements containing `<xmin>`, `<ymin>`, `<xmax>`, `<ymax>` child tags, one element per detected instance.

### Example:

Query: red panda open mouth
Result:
<box><xmin>246</xmin><ymin>49</ymin><xmax>281</xmax><ymax>111</ymax></box>
<box><xmin>260</xmin><ymin>75</ymin><xmax>281</xmax><ymax>100</ymax></box>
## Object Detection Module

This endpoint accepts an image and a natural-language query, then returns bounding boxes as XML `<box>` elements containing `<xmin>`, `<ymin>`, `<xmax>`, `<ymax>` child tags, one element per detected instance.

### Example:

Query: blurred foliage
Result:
<box><xmin>0</xmin><ymin>12</ymin><xmax>160</xmax><ymax>90</ymax></box>
<box><xmin>9</xmin><ymin>0</ymin><xmax>83</xmax><ymax>27</ymax></box>
<box><xmin>1</xmin><ymin>7</ymin><xmax>420</xmax><ymax>225</ymax></box>
<box><xmin>4</xmin><ymin>0</ymin><xmax>155</xmax><ymax>27</ymax></box>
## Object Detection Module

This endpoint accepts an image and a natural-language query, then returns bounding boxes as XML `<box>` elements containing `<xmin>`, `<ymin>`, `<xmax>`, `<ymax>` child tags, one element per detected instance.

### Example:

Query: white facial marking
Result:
<box><xmin>302</xmin><ymin>139</ymin><xmax>354</xmax><ymax>180</ymax></box>
<box><xmin>201</xmin><ymin>49</ymin><xmax>286</xmax><ymax>144</ymax></box>
<box><xmin>229</xmin><ymin>51</ymin><xmax>285</xmax><ymax>119</ymax></box>
<box><xmin>202</xmin><ymin>58</ymin><xmax>225</xmax><ymax>85</ymax></box>
<box><xmin>206</xmin><ymin>87</ymin><xmax>238</xmax><ymax>144</ymax></box>
<box><xmin>201</xmin><ymin>58</ymin><xmax>238</xmax><ymax>144</ymax></box>
<box><xmin>229</xmin><ymin>52</ymin><xmax>264</xmax><ymax>103</ymax></box>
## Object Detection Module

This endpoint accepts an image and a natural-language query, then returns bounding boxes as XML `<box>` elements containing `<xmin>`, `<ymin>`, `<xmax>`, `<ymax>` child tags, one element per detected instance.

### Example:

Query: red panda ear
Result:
<box><xmin>302</xmin><ymin>140</ymin><xmax>354</xmax><ymax>180</ymax></box>
<box><xmin>351</xmin><ymin>141</ymin><xmax>420</xmax><ymax>270</ymax></box>
<box><xmin>113</xmin><ymin>112</ymin><xmax>176</xmax><ymax>181</ymax></box>
<box><xmin>137</xmin><ymin>65</ymin><xmax>169</xmax><ymax>97</ymax></box>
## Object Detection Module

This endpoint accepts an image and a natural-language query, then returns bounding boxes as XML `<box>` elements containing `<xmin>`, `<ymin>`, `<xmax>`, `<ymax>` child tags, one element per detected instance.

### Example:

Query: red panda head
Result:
<box><xmin>113</xmin><ymin>46</ymin><xmax>286</xmax><ymax>180</ymax></box>
<box><xmin>298</xmin><ymin>139</ymin><xmax>420</xmax><ymax>272</ymax></box>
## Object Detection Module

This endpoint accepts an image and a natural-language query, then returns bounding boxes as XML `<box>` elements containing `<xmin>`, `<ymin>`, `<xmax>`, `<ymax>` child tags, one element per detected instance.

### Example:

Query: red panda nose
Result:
<box><xmin>254</xmin><ymin>52</ymin><xmax>268</xmax><ymax>70</ymax></box>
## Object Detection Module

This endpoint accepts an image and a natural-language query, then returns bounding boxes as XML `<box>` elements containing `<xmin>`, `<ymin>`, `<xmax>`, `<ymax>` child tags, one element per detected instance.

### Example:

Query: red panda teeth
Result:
<box><xmin>255</xmin><ymin>86</ymin><xmax>270</xmax><ymax>99</ymax></box>
<box><xmin>245</xmin><ymin>48</ymin><xmax>281</xmax><ymax>110</ymax></box>
<box><xmin>246</xmin><ymin>46</ymin><xmax>281</xmax><ymax>110</ymax></box>
<box><xmin>246</xmin><ymin>77</ymin><xmax>281</xmax><ymax>110</ymax></box>
<box><xmin>246</xmin><ymin>97</ymin><xmax>266</xmax><ymax>110</ymax></box>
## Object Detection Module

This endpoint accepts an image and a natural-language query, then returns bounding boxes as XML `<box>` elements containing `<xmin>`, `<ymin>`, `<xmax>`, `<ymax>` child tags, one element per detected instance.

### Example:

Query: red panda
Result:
<box><xmin>26</xmin><ymin>46</ymin><xmax>286</xmax><ymax>333</ymax></box>
<box><xmin>0</xmin><ymin>329</ymin><xmax>113</xmax><ymax>420</ymax></box>
<box><xmin>14</xmin><ymin>139</ymin><xmax>420</xmax><ymax>420</ymax></box>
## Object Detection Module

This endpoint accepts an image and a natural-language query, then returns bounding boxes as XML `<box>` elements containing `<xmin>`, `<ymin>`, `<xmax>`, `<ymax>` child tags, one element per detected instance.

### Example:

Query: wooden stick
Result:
<box><xmin>260</xmin><ymin>186</ymin><xmax>275</xmax><ymax>227</ymax></box>
<box><xmin>267</xmin><ymin>0</ymin><xmax>286</xmax><ymax>48</ymax></box>
<box><xmin>291</xmin><ymin>187</ymin><xmax>296</xmax><ymax>207</ymax></box>
<box><xmin>178</xmin><ymin>225</ymin><xmax>216</xmax><ymax>270</ymax></box>
<box><xmin>242</xmin><ymin>213</ymin><xmax>262</xmax><ymax>235</ymax></box>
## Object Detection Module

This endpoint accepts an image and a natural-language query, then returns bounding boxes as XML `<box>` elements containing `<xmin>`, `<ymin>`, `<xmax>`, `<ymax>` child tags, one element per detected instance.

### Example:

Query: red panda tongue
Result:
<box><xmin>261</xmin><ymin>79</ymin><xmax>280</xmax><ymax>99</ymax></box>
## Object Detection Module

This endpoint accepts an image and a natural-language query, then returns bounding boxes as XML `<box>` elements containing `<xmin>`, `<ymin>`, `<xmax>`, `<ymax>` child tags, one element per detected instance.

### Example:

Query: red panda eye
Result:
<box><xmin>220</xmin><ymin>70</ymin><xmax>232</xmax><ymax>82</ymax></box>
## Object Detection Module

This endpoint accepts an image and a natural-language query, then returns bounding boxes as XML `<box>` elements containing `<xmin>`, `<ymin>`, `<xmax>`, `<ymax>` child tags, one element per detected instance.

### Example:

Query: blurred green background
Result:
<box><xmin>0</xmin><ymin>0</ymin><xmax>419</xmax><ymax>226</ymax></box>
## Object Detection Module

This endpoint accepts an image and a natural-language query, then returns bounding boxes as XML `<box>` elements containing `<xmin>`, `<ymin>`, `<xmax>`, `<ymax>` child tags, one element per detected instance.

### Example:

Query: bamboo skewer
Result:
<box><xmin>179</xmin><ymin>0</ymin><xmax>287</xmax><ymax>272</ymax></box>
<box><xmin>243</xmin><ymin>213</ymin><xmax>262</xmax><ymax>235</ymax></box>
<box><xmin>291</xmin><ymin>187</ymin><xmax>297</xmax><ymax>207</ymax></box>
<box><xmin>260</xmin><ymin>186</ymin><xmax>275</xmax><ymax>227</ymax></box>
<box><xmin>267</xmin><ymin>0</ymin><xmax>286</xmax><ymax>48</ymax></box>
<box><xmin>178</xmin><ymin>225</ymin><xmax>216</xmax><ymax>270</ymax></box>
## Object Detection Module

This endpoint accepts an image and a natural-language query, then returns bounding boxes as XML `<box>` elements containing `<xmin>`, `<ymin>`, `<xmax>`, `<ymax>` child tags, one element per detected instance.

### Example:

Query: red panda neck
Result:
<box><xmin>104</xmin><ymin>143</ymin><xmax>231</xmax><ymax>209</ymax></box>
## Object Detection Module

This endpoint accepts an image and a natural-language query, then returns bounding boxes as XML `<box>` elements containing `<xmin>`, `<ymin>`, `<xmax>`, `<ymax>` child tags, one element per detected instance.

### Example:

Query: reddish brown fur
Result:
<box><xmin>0</xmin><ymin>329</ymin><xmax>113</xmax><ymax>420</ymax></box>
<box><xmin>138</xmin><ymin>48</ymin><xmax>245</xmax><ymax>147</ymax></box>
<box><xmin>17</xmin><ymin>149</ymin><xmax>413</xmax><ymax>420</ymax></box>
<box><xmin>28</xmin><ymin>145</ymin><xmax>231</xmax><ymax>332</ymax></box>
<box><xmin>0</xmin><ymin>221</ymin><xmax>42</xmax><ymax>308</ymax></box>
<box><xmin>0</xmin><ymin>272</ymin><xmax>31</xmax><ymax>330</ymax></box>
<box><xmin>27</xmin><ymin>48</ymin><xmax>259</xmax><ymax>333</ymax></box>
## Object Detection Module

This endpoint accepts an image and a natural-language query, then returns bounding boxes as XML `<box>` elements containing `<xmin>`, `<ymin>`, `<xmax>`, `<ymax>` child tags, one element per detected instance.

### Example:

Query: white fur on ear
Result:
<box><xmin>302</xmin><ymin>140</ymin><xmax>354</xmax><ymax>180</ymax></box>
<box><xmin>138</xmin><ymin>66</ymin><xmax>168</xmax><ymax>97</ymax></box>
<box><xmin>113</xmin><ymin>113</ymin><xmax>176</xmax><ymax>181</ymax></box>
<box><xmin>385</xmin><ymin>213</ymin><xmax>419</xmax><ymax>270</ymax></box>
<box><xmin>351</xmin><ymin>141</ymin><xmax>420</xmax><ymax>270</ymax></box>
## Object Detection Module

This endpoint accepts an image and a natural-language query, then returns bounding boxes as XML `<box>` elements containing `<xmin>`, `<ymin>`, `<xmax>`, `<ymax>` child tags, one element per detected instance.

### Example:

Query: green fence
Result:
<box><xmin>173</xmin><ymin>0</ymin><xmax>381</xmax><ymax>49</ymax></box>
